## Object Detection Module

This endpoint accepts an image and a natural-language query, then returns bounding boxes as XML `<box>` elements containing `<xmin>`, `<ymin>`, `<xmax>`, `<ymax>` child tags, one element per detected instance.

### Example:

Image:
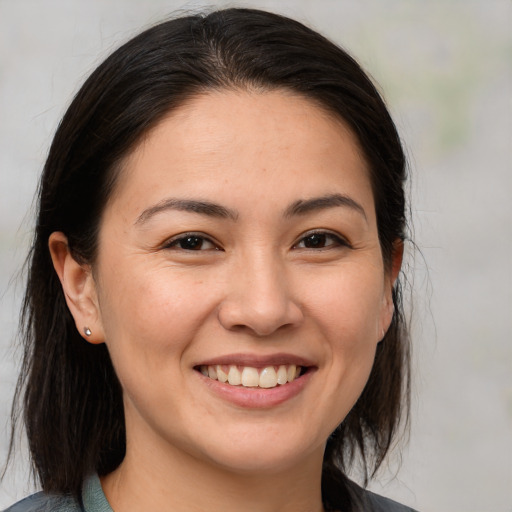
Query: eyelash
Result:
<box><xmin>163</xmin><ymin>233</ymin><xmax>220</xmax><ymax>251</ymax></box>
<box><xmin>163</xmin><ymin>230</ymin><xmax>350</xmax><ymax>252</ymax></box>
<box><xmin>293</xmin><ymin>230</ymin><xmax>351</xmax><ymax>250</ymax></box>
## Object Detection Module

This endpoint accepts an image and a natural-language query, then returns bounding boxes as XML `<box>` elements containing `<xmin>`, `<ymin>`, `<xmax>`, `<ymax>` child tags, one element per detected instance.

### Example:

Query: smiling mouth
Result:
<box><xmin>196</xmin><ymin>364</ymin><xmax>307</xmax><ymax>389</ymax></box>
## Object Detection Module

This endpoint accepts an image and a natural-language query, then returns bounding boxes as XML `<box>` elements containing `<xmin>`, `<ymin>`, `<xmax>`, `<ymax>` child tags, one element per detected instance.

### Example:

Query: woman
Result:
<box><xmin>4</xmin><ymin>8</ymin><xmax>415</xmax><ymax>512</ymax></box>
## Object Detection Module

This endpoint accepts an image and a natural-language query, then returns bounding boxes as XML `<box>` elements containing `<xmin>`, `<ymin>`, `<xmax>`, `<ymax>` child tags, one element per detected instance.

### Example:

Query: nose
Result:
<box><xmin>217</xmin><ymin>253</ymin><xmax>304</xmax><ymax>337</ymax></box>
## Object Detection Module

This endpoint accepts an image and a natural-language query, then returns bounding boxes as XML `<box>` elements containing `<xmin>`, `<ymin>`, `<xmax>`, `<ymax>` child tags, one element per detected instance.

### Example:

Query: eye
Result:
<box><xmin>294</xmin><ymin>231</ymin><xmax>349</xmax><ymax>250</ymax></box>
<box><xmin>164</xmin><ymin>234</ymin><xmax>219</xmax><ymax>251</ymax></box>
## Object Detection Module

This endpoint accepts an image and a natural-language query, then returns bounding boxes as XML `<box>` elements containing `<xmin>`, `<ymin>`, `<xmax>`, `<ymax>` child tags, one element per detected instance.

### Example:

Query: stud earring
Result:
<box><xmin>83</xmin><ymin>326</ymin><xmax>92</xmax><ymax>337</ymax></box>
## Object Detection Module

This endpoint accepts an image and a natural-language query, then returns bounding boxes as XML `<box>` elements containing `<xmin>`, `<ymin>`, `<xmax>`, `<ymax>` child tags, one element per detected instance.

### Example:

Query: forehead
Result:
<box><xmin>106</xmin><ymin>89</ymin><xmax>374</xmax><ymax>220</ymax></box>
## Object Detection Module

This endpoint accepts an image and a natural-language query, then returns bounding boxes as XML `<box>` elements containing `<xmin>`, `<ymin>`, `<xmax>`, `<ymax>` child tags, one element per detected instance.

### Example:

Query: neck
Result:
<box><xmin>102</xmin><ymin>433</ymin><xmax>325</xmax><ymax>512</ymax></box>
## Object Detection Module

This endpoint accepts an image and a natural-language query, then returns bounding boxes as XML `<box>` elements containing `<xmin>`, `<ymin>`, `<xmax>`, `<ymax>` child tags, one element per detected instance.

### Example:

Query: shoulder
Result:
<box><xmin>360</xmin><ymin>488</ymin><xmax>419</xmax><ymax>512</ymax></box>
<box><xmin>2</xmin><ymin>492</ymin><xmax>79</xmax><ymax>512</ymax></box>
<box><xmin>3</xmin><ymin>474</ymin><xmax>112</xmax><ymax>512</ymax></box>
<box><xmin>323</xmin><ymin>471</ymin><xmax>418</xmax><ymax>512</ymax></box>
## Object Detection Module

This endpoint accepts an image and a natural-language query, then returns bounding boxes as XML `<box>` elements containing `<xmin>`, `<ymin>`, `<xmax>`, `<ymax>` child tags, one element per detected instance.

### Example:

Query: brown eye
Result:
<box><xmin>166</xmin><ymin>234</ymin><xmax>217</xmax><ymax>251</ymax></box>
<box><xmin>303</xmin><ymin>233</ymin><xmax>328</xmax><ymax>248</ymax></box>
<box><xmin>295</xmin><ymin>232</ymin><xmax>348</xmax><ymax>249</ymax></box>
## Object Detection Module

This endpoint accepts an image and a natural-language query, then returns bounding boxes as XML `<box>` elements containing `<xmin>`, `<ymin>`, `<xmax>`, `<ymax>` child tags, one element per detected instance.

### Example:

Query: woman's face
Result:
<box><xmin>89</xmin><ymin>90</ymin><xmax>396</xmax><ymax>474</ymax></box>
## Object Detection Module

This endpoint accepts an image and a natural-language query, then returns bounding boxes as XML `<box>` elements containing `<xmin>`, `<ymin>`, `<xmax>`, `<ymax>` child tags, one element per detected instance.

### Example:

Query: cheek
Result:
<box><xmin>302</xmin><ymin>265</ymin><xmax>385</xmax><ymax>411</ymax></box>
<box><xmin>97</xmin><ymin>264</ymin><xmax>220</xmax><ymax>372</ymax></box>
<box><xmin>305</xmin><ymin>264</ymin><xmax>386</xmax><ymax>344</ymax></box>
<box><xmin>96</xmin><ymin>268</ymin><xmax>220</xmax><ymax>425</ymax></box>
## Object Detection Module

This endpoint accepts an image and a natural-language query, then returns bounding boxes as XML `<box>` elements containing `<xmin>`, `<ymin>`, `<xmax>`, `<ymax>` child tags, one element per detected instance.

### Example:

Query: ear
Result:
<box><xmin>48</xmin><ymin>232</ymin><xmax>105</xmax><ymax>344</ymax></box>
<box><xmin>379</xmin><ymin>239</ymin><xmax>404</xmax><ymax>340</ymax></box>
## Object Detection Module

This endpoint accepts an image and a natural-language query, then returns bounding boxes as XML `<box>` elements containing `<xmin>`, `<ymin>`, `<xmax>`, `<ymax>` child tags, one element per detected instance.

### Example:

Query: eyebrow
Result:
<box><xmin>135</xmin><ymin>198</ymin><xmax>239</xmax><ymax>225</ymax></box>
<box><xmin>135</xmin><ymin>193</ymin><xmax>367</xmax><ymax>225</ymax></box>
<box><xmin>284</xmin><ymin>193</ymin><xmax>367</xmax><ymax>222</ymax></box>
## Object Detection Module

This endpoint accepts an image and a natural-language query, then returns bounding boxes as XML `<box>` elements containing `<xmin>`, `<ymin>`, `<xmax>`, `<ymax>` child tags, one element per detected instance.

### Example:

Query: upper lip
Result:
<box><xmin>194</xmin><ymin>352</ymin><xmax>316</xmax><ymax>368</ymax></box>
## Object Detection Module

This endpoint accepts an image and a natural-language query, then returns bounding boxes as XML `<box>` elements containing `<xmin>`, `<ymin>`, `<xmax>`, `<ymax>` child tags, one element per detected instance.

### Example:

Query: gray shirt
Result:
<box><xmin>3</xmin><ymin>474</ymin><xmax>418</xmax><ymax>512</ymax></box>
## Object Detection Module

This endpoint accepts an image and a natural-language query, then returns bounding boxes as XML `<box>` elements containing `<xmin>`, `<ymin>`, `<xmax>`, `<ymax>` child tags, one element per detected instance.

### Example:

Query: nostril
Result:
<box><xmin>217</xmin><ymin>300</ymin><xmax>304</xmax><ymax>337</ymax></box>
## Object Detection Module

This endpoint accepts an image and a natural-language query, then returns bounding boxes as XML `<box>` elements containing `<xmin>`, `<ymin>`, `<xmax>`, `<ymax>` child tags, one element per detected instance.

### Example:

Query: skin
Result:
<box><xmin>50</xmin><ymin>90</ymin><xmax>401</xmax><ymax>512</ymax></box>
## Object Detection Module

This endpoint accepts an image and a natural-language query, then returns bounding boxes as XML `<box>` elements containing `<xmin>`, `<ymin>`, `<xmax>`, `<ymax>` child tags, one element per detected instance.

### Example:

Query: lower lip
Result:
<box><xmin>197</xmin><ymin>370</ymin><xmax>314</xmax><ymax>409</ymax></box>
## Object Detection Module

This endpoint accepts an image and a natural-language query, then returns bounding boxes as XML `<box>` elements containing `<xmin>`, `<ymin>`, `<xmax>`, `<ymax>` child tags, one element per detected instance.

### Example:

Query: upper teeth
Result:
<box><xmin>200</xmin><ymin>364</ymin><xmax>301</xmax><ymax>389</ymax></box>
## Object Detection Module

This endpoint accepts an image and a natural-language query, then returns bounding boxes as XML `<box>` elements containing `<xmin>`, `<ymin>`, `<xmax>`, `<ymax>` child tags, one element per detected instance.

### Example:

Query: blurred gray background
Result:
<box><xmin>0</xmin><ymin>1</ymin><xmax>511</xmax><ymax>510</ymax></box>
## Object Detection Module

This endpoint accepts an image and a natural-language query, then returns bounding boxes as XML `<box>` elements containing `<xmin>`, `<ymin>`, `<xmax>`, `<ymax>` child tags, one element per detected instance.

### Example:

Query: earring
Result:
<box><xmin>83</xmin><ymin>326</ymin><xmax>92</xmax><ymax>337</ymax></box>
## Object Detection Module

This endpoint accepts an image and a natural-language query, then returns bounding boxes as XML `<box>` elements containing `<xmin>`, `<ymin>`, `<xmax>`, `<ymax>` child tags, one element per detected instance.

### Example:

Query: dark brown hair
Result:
<box><xmin>10</xmin><ymin>8</ymin><xmax>409</xmax><ymax>510</ymax></box>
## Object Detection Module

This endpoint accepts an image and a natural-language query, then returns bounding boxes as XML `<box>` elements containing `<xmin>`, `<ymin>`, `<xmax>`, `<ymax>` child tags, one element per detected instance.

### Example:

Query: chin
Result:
<box><xmin>205</xmin><ymin>443</ymin><xmax>321</xmax><ymax>476</ymax></box>
<box><xmin>185</xmin><ymin>422</ymin><xmax>326</xmax><ymax>476</ymax></box>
